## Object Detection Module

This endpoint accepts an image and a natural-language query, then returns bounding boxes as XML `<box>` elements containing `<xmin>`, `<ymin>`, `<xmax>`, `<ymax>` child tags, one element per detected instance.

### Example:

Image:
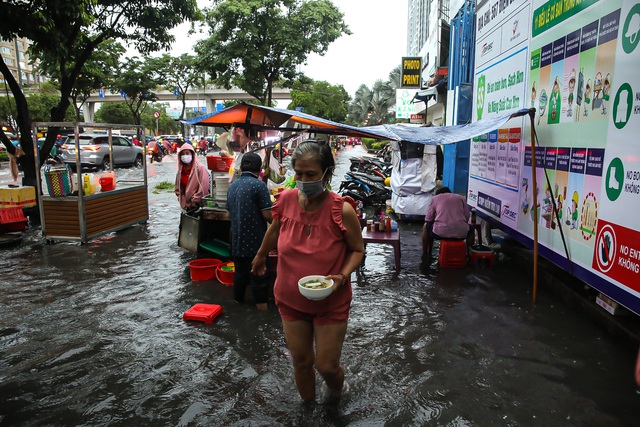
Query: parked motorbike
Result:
<box><xmin>376</xmin><ymin>144</ymin><xmax>392</xmax><ymax>163</ymax></box>
<box><xmin>339</xmin><ymin>170</ymin><xmax>390</xmax><ymax>207</ymax></box>
<box><xmin>43</xmin><ymin>144</ymin><xmax>64</xmax><ymax>165</ymax></box>
<box><xmin>349</xmin><ymin>156</ymin><xmax>392</xmax><ymax>179</ymax></box>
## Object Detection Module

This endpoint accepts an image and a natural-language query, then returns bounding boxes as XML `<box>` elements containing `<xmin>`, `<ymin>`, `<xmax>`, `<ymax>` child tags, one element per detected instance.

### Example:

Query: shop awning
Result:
<box><xmin>181</xmin><ymin>102</ymin><xmax>389</xmax><ymax>140</ymax></box>
<box><xmin>182</xmin><ymin>102</ymin><xmax>532</xmax><ymax>145</ymax></box>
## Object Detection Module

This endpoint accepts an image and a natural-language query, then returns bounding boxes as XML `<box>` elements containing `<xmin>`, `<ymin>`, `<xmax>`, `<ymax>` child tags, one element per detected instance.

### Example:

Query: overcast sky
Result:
<box><xmin>168</xmin><ymin>0</ymin><xmax>408</xmax><ymax>99</ymax></box>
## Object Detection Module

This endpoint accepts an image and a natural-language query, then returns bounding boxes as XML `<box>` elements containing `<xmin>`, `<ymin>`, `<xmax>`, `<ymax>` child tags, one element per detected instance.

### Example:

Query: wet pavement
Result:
<box><xmin>1</xmin><ymin>146</ymin><xmax>639</xmax><ymax>426</ymax></box>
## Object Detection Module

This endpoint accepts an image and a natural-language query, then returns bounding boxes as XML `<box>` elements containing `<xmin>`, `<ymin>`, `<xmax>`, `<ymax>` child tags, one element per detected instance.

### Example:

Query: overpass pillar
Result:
<box><xmin>206</xmin><ymin>98</ymin><xmax>215</xmax><ymax>115</ymax></box>
<box><xmin>84</xmin><ymin>102</ymin><xmax>96</xmax><ymax>123</ymax></box>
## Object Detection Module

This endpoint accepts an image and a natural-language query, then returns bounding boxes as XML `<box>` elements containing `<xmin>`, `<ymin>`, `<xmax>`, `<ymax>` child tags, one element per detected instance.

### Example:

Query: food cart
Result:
<box><xmin>32</xmin><ymin>122</ymin><xmax>149</xmax><ymax>243</ymax></box>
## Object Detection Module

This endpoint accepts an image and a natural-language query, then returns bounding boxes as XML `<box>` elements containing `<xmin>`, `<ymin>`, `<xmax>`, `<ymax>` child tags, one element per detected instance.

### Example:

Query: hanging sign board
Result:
<box><xmin>401</xmin><ymin>57</ymin><xmax>422</xmax><ymax>88</ymax></box>
<box><xmin>396</xmin><ymin>89</ymin><xmax>418</xmax><ymax>119</ymax></box>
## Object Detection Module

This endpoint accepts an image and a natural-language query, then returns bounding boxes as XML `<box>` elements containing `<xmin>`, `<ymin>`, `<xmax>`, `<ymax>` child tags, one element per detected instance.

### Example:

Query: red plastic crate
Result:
<box><xmin>183</xmin><ymin>303</ymin><xmax>223</xmax><ymax>324</ymax></box>
<box><xmin>438</xmin><ymin>239</ymin><xmax>468</xmax><ymax>268</ymax></box>
<box><xmin>206</xmin><ymin>155</ymin><xmax>234</xmax><ymax>172</ymax></box>
<box><xmin>0</xmin><ymin>208</ymin><xmax>28</xmax><ymax>232</ymax></box>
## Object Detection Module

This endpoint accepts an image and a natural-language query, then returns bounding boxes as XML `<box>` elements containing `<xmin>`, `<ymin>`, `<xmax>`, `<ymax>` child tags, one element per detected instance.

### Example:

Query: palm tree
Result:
<box><xmin>368</xmin><ymin>79</ymin><xmax>395</xmax><ymax>125</ymax></box>
<box><xmin>388</xmin><ymin>65</ymin><xmax>401</xmax><ymax>91</ymax></box>
<box><xmin>348</xmin><ymin>65</ymin><xmax>402</xmax><ymax>126</ymax></box>
<box><xmin>348</xmin><ymin>84</ymin><xmax>372</xmax><ymax>125</ymax></box>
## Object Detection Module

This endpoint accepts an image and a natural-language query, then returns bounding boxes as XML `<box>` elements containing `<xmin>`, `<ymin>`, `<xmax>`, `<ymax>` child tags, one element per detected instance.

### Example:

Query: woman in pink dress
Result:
<box><xmin>252</xmin><ymin>141</ymin><xmax>364</xmax><ymax>402</ymax></box>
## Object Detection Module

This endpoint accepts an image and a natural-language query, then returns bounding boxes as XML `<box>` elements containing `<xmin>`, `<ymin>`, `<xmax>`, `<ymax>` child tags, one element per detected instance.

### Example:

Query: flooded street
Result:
<box><xmin>1</xmin><ymin>145</ymin><xmax>639</xmax><ymax>426</ymax></box>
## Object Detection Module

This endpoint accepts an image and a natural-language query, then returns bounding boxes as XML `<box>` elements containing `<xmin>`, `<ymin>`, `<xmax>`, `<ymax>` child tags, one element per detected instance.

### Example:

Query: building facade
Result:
<box><xmin>405</xmin><ymin>0</ymin><xmax>455</xmax><ymax>125</ymax></box>
<box><xmin>0</xmin><ymin>36</ymin><xmax>46</xmax><ymax>87</ymax></box>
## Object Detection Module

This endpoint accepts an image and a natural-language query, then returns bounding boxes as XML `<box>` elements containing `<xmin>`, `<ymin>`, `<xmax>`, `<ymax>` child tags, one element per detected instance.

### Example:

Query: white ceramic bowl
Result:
<box><xmin>298</xmin><ymin>275</ymin><xmax>334</xmax><ymax>301</ymax></box>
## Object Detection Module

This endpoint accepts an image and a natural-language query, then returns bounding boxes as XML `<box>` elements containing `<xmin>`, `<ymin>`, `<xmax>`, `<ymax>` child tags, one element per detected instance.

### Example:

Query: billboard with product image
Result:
<box><xmin>470</xmin><ymin>0</ymin><xmax>640</xmax><ymax>314</ymax></box>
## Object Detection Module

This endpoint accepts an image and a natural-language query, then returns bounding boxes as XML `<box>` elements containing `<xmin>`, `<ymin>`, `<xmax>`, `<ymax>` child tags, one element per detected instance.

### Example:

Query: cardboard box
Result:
<box><xmin>0</xmin><ymin>186</ymin><xmax>37</xmax><ymax>209</ymax></box>
<box><xmin>596</xmin><ymin>293</ymin><xmax>627</xmax><ymax>316</ymax></box>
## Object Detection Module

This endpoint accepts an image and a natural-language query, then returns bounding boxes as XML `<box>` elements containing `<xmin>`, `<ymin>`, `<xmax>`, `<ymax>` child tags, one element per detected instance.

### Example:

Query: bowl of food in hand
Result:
<box><xmin>298</xmin><ymin>275</ymin><xmax>334</xmax><ymax>301</ymax></box>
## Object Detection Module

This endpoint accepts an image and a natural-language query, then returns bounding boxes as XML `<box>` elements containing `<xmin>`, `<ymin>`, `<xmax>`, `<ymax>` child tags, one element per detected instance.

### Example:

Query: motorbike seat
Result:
<box><xmin>350</xmin><ymin>171</ymin><xmax>385</xmax><ymax>183</ymax></box>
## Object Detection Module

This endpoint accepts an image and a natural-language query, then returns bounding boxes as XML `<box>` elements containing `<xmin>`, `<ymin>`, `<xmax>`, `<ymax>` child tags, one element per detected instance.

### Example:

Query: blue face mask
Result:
<box><xmin>297</xmin><ymin>169</ymin><xmax>327</xmax><ymax>198</ymax></box>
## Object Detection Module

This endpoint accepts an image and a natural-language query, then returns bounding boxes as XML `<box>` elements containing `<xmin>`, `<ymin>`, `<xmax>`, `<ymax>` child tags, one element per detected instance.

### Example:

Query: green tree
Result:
<box><xmin>368</xmin><ymin>79</ymin><xmax>395</xmax><ymax>125</ymax></box>
<box><xmin>0</xmin><ymin>95</ymin><xmax>18</xmax><ymax>134</ymax></box>
<box><xmin>139</xmin><ymin>102</ymin><xmax>180</xmax><ymax>136</ymax></box>
<box><xmin>348</xmin><ymin>84</ymin><xmax>373</xmax><ymax>126</ymax></box>
<box><xmin>195</xmin><ymin>0</ymin><xmax>350</xmax><ymax>106</ymax></box>
<box><xmin>288</xmin><ymin>77</ymin><xmax>350</xmax><ymax>123</ymax></box>
<box><xmin>38</xmin><ymin>40</ymin><xmax>125</xmax><ymax>121</ymax></box>
<box><xmin>348</xmin><ymin>66</ymin><xmax>402</xmax><ymax>126</ymax></box>
<box><xmin>24</xmin><ymin>82</ymin><xmax>76</xmax><ymax>122</ymax></box>
<box><xmin>109</xmin><ymin>57</ymin><xmax>161</xmax><ymax>137</ymax></box>
<box><xmin>2</xmin><ymin>82</ymin><xmax>78</xmax><ymax>126</ymax></box>
<box><xmin>94</xmin><ymin>102</ymin><xmax>134</xmax><ymax>125</ymax></box>
<box><xmin>388</xmin><ymin>65</ymin><xmax>401</xmax><ymax>91</ymax></box>
<box><xmin>0</xmin><ymin>0</ymin><xmax>201</xmax><ymax>185</ymax></box>
<box><xmin>151</xmin><ymin>53</ymin><xmax>203</xmax><ymax>136</ymax></box>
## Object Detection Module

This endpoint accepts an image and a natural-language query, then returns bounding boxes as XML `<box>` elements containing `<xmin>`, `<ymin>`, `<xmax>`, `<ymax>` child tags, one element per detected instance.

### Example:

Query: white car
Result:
<box><xmin>59</xmin><ymin>133</ymin><xmax>143</xmax><ymax>170</ymax></box>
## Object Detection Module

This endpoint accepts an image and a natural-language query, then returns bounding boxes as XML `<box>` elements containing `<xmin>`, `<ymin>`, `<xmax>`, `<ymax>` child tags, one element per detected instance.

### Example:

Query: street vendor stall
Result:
<box><xmin>32</xmin><ymin>122</ymin><xmax>149</xmax><ymax>243</ymax></box>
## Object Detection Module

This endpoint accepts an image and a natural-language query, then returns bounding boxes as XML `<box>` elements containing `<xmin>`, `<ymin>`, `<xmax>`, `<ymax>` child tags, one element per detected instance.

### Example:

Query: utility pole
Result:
<box><xmin>14</xmin><ymin>38</ymin><xmax>23</xmax><ymax>90</ymax></box>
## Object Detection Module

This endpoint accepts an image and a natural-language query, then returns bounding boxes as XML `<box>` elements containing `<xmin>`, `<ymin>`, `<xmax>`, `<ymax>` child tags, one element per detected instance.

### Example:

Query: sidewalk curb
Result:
<box><xmin>500</xmin><ymin>239</ymin><xmax>640</xmax><ymax>350</ymax></box>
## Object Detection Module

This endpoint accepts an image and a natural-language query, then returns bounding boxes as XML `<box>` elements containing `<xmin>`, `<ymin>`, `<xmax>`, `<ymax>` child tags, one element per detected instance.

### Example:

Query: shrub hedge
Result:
<box><xmin>361</xmin><ymin>138</ymin><xmax>390</xmax><ymax>151</ymax></box>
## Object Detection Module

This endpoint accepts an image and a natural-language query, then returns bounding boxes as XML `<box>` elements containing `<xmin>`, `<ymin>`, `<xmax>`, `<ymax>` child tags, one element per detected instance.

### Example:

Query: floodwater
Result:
<box><xmin>1</xmin><ymin>145</ymin><xmax>639</xmax><ymax>426</ymax></box>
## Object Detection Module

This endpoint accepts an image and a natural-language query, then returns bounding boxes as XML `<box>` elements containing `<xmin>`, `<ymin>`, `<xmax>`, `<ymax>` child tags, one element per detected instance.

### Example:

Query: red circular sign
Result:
<box><xmin>153</xmin><ymin>111</ymin><xmax>160</xmax><ymax>119</ymax></box>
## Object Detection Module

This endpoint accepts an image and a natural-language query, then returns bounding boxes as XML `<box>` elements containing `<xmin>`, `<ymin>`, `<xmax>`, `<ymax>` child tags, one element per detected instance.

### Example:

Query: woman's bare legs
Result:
<box><xmin>314</xmin><ymin>322</ymin><xmax>348</xmax><ymax>393</ymax></box>
<box><xmin>282</xmin><ymin>320</ymin><xmax>348</xmax><ymax>400</ymax></box>
<box><xmin>282</xmin><ymin>320</ymin><xmax>316</xmax><ymax>401</ymax></box>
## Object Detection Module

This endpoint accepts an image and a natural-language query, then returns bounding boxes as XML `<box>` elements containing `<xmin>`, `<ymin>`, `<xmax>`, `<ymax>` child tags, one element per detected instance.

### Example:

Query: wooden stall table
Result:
<box><xmin>361</xmin><ymin>227</ymin><xmax>401</xmax><ymax>272</ymax></box>
<box><xmin>41</xmin><ymin>186</ymin><xmax>148</xmax><ymax>243</ymax></box>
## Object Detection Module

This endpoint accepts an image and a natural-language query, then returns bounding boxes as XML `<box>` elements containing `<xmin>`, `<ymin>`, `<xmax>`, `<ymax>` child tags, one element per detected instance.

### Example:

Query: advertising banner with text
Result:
<box><xmin>470</xmin><ymin>0</ymin><xmax>640</xmax><ymax>314</ymax></box>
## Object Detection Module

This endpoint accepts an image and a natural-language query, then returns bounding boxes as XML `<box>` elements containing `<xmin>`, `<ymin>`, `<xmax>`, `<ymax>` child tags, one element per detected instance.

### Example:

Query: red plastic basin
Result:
<box><xmin>216</xmin><ymin>262</ymin><xmax>235</xmax><ymax>286</ymax></box>
<box><xmin>188</xmin><ymin>258</ymin><xmax>223</xmax><ymax>281</ymax></box>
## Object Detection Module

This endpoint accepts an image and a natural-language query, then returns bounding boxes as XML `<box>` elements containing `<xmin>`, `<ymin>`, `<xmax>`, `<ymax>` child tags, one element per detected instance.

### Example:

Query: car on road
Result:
<box><xmin>59</xmin><ymin>134</ymin><xmax>143</xmax><ymax>170</ymax></box>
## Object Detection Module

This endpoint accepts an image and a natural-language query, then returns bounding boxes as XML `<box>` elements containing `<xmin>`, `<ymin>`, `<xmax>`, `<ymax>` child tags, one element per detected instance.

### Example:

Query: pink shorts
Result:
<box><xmin>277</xmin><ymin>299</ymin><xmax>351</xmax><ymax>325</ymax></box>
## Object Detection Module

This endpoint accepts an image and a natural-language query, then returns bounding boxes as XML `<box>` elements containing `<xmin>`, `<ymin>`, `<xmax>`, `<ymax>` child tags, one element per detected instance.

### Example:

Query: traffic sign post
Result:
<box><xmin>153</xmin><ymin>111</ymin><xmax>160</xmax><ymax>135</ymax></box>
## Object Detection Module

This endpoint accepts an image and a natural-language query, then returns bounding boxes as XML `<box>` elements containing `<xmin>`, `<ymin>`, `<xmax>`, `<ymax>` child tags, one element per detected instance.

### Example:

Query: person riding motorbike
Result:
<box><xmin>197</xmin><ymin>137</ymin><xmax>208</xmax><ymax>156</ymax></box>
<box><xmin>148</xmin><ymin>139</ymin><xmax>162</xmax><ymax>163</ymax></box>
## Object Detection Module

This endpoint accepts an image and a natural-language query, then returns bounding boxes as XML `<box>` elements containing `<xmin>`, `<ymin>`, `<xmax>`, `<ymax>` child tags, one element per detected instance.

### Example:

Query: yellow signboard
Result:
<box><xmin>401</xmin><ymin>57</ymin><xmax>422</xmax><ymax>88</ymax></box>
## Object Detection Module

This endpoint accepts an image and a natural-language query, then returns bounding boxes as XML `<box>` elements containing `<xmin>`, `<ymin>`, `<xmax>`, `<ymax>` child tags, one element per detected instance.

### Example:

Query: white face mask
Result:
<box><xmin>181</xmin><ymin>155</ymin><xmax>193</xmax><ymax>164</ymax></box>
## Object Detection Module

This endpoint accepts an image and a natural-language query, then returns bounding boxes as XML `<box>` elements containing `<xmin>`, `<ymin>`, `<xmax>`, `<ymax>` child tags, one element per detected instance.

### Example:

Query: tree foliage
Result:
<box><xmin>109</xmin><ymin>57</ymin><xmax>161</xmax><ymax>135</ymax></box>
<box><xmin>348</xmin><ymin>66</ymin><xmax>402</xmax><ymax>126</ymax></box>
<box><xmin>1</xmin><ymin>82</ymin><xmax>76</xmax><ymax>130</ymax></box>
<box><xmin>0</xmin><ymin>95</ymin><xmax>18</xmax><ymax>134</ymax></box>
<box><xmin>195</xmin><ymin>0</ymin><xmax>350</xmax><ymax>106</ymax></box>
<box><xmin>141</xmin><ymin>103</ymin><xmax>181</xmax><ymax>136</ymax></box>
<box><xmin>151</xmin><ymin>53</ymin><xmax>203</xmax><ymax>136</ymax></box>
<box><xmin>288</xmin><ymin>77</ymin><xmax>350</xmax><ymax>123</ymax></box>
<box><xmin>38</xmin><ymin>40</ymin><xmax>126</xmax><ymax>121</ymax></box>
<box><xmin>95</xmin><ymin>101</ymin><xmax>180</xmax><ymax>136</ymax></box>
<box><xmin>0</xmin><ymin>0</ymin><xmax>201</xmax><ymax>184</ymax></box>
<box><xmin>94</xmin><ymin>103</ymin><xmax>134</xmax><ymax>125</ymax></box>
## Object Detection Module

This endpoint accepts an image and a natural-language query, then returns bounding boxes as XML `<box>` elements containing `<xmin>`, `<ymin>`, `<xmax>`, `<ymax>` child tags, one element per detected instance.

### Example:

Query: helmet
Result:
<box><xmin>572</xmin><ymin>191</ymin><xmax>579</xmax><ymax>206</ymax></box>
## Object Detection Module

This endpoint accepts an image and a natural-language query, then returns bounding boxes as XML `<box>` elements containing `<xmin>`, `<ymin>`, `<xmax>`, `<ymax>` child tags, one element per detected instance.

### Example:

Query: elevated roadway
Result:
<box><xmin>82</xmin><ymin>86</ymin><xmax>291</xmax><ymax>122</ymax></box>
